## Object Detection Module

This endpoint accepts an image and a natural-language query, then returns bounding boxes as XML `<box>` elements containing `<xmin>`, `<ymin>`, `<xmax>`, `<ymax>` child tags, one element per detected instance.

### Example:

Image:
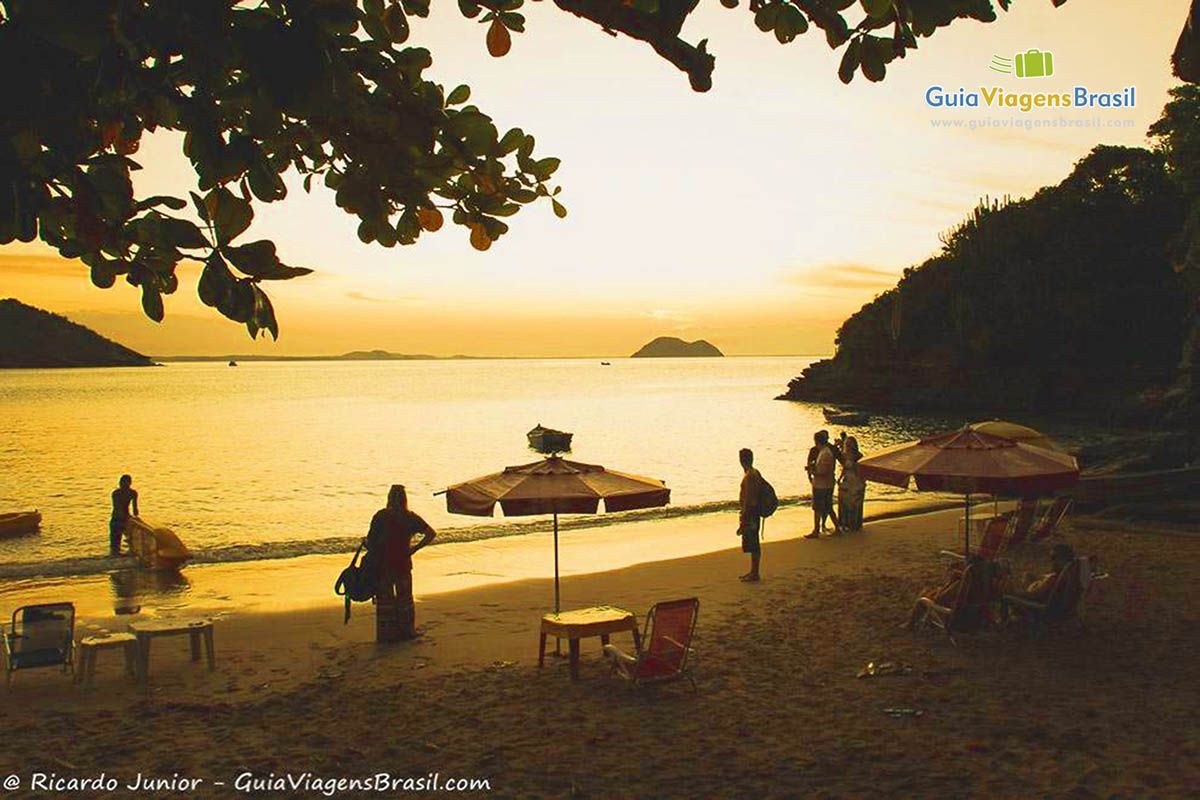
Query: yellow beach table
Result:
<box><xmin>539</xmin><ymin>605</ymin><xmax>641</xmax><ymax>680</ymax></box>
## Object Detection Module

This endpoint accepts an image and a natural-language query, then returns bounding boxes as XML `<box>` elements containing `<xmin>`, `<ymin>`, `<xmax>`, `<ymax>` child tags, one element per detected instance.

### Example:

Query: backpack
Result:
<box><xmin>757</xmin><ymin>476</ymin><xmax>779</xmax><ymax>518</ymax></box>
<box><xmin>334</xmin><ymin>539</ymin><xmax>378</xmax><ymax>624</ymax></box>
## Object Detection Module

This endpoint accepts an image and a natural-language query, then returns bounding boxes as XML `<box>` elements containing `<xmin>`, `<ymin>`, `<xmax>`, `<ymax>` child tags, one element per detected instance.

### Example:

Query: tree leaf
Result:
<box><xmin>532</xmin><ymin>157</ymin><xmax>561</xmax><ymax>180</ymax></box>
<box><xmin>417</xmin><ymin>207</ymin><xmax>444</xmax><ymax>231</ymax></box>
<box><xmin>486</xmin><ymin>19</ymin><xmax>511</xmax><ymax>57</ymax></box>
<box><xmin>838</xmin><ymin>40</ymin><xmax>861</xmax><ymax>84</ymax></box>
<box><xmin>469</xmin><ymin>223</ymin><xmax>492</xmax><ymax>251</ymax></box>
<box><xmin>447</xmin><ymin>85</ymin><xmax>471</xmax><ymax>105</ymax></box>
<box><xmin>551</xmin><ymin>199</ymin><xmax>567</xmax><ymax>219</ymax></box>
<box><xmin>860</xmin><ymin>0</ymin><xmax>893</xmax><ymax>19</ymax></box>
<box><xmin>136</xmin><ymin>195</ymin><xmax>187</xmax><ymax>212</ymax></box>
<box><xmin>199</xmin><ymin>254</ymin><xmax>232</xmax><ymax>307</ymax></box>
<box><xmin>226</xmin><ymin>240</ymin><xmax>314</xmax><ymax>280</ymax></box>
<box><xmin>141</xmin><ymin>284</ymin><xmax>164</xmax><ymax>322</ymax></box>
<box><xmin>209</xmin><ymin>188</ymin><xmax>253</xmax><ymax>245</ymax></box>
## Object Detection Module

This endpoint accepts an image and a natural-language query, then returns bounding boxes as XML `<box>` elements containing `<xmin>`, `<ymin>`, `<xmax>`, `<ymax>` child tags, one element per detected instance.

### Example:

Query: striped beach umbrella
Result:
<box><xmin>441</xmin><ymin>455</ymin><xmax>670</xmax><ymax>613</ymax></box>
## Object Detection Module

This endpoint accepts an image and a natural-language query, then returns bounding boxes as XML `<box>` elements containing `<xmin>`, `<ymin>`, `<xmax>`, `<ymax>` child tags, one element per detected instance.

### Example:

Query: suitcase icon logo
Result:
<box><xmin>1015</xmin><ymin>49</ymin><xmax>1054</xmax><ymax>78</ymax></box>
<box><xmin>989</xmin><ymin>49</ymin><xmax>1055</xmax><ymax>79</ymax></box>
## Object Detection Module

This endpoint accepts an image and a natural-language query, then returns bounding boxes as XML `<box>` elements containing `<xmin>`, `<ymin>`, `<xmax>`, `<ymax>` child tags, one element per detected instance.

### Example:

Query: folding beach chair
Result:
<box><xmin>1028</xmin><ymin>497</ymin><xmax>1072</xmax><ymax>544</ymax></box>
<box><xmin>3</xmin><ymin>603</ymin><xmax>76</xmax><ymax>686</ymax></box>
<box><xmin>603</xmin><ymin>598</ymin><xmax>699</xmax><ymax>691</ymax></box>
<box><xmin>1003</xmin><ymin>498</ymin><xmax>1040</xmax><ymax>549</ymax></box>
<box><xmin>1002</xmin><ymin>556</ymin><xmax>1106</xmax><ymax>635</ymax></box>
<box><xmin>916</xmin><ymin>563</ymin><xmax>998</xmax><ymax>646</ymax></box>
<box><xmin>942</xmin><ymin>514</ymin><xmax>1012</xmax><ymax>562</ymax></box>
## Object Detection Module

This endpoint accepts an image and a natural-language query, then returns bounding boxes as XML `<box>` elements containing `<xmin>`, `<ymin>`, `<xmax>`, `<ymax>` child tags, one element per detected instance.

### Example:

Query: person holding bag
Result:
<box><xmin>368</xmin><ymin>484</ymin><xmax>436</xmax><ymax>642</ymax></box>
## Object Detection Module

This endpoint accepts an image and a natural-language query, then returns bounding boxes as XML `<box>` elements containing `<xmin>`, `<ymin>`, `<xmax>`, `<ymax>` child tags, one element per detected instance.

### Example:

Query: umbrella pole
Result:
<box><xmin>964</xmin><ymin>492</ymin><xmax>971</xmax><ymax>556</ymax></box>
<box><xmin>553</xmin><ymin>510</ymin><xmax>561</xmax><ymax>657</ymax></box>
<box><xmin>553</xmin><ymin>511</ymin><xmax>561</xmax><ymax>615</ymax></box>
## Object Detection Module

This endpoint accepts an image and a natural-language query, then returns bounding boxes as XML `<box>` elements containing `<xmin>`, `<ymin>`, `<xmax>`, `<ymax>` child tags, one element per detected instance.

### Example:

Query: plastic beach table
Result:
<box><xmin>127</xmin><ymin>617</ymin><xmax>215</xmax><ymax>682</ymax></box>
<box><xmin>539</xmin><ymin>605</ymin><xmax>640</xmax><ymax>680</ymax></box>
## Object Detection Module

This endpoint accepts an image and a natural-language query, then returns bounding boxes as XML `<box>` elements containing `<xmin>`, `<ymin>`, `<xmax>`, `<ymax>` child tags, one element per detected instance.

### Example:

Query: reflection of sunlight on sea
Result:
<box><xmin>0</xmin><ymin>357</ymin><xmax>1101</xmax><ymax>578</ymax></box>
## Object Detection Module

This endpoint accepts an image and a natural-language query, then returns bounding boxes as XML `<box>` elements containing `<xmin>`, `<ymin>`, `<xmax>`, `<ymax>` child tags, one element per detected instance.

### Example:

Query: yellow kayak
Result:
<box><xmin>0</xmin><ymin>510</ymin><xmax>41</xmax><ymax>538</ymax></box>
<box><xmin>124</xmin><ymin>516</ymin><xmax>192</xmax><ymax>571</ymax></box>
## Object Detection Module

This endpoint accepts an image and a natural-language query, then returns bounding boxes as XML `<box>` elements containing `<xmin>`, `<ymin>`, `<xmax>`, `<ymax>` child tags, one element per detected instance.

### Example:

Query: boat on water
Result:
<box><xmin>527</xmin><ymin>424</ymin><xmax>573</xmax><ymax>453</ymax></box>
<box><xmin>1069</xmin><ymin>465</ymin><xmax>1200</xmax><ymax>505</ymax></box>
<box><xmin>228</xmin><ymin>359</ymin><xmax>238</xmax><ymax>367</ymax></box>
<box><xmin>0</xmin><ymin>510</ymin><xmax>41</xmax><ymax>538</ymax></box>
<box><xmin>823</xmin><ymin>407</ymin><xmax>870</xmax><ymax>426</ymax></box>
<box><xmin>600</xmin><ymin>361</ymin><xmax>611</xmax><ymax>366</ymax></box>
<box><xmin>123</xmin><ymin>516</ymin><xmax>192</xmax><ymax>571</ymax></box>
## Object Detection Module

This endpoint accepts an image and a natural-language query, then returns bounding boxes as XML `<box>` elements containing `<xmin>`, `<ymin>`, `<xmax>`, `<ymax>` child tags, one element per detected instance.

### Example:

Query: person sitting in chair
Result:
<box><xmin>1020</xmin><ymin>543</ymin><xmax>1076</xmax><ymax>603</ymax></box>
<box><xmin>902</xmin><ymin>555</ymin><xmax>999</xmax><ymax>630</ymax></box>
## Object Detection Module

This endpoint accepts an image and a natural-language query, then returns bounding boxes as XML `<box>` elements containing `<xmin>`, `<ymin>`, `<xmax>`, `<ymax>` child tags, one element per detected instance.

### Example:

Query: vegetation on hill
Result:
<box><xmin>782</xmin><ymin>91</ymin><xmax>1200</xmax><ymax>417</ymax></box>
<box><xmin>0</xmin><ymin>298</ymin><xmax>153</xmax><ymax>367</ymax></box>
<box><xmin>631</xmin><ymin>337</ymin><xmax>723</xmax><ymax>358</ymax></box>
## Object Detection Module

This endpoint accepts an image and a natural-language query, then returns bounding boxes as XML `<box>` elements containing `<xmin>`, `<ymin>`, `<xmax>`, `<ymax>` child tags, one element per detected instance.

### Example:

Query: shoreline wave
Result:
<box><xmin>0</xmin><ymin>492</ymin><xmax>939</xmax><ymax>582</ymax></box>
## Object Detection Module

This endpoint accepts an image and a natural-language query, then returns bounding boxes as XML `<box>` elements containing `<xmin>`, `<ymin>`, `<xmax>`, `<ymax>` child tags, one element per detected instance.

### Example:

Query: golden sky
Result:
<box><xmin>0</xmin><ymin>0</ymin><xmax>1189</xmax><ymax>357</ymax></box>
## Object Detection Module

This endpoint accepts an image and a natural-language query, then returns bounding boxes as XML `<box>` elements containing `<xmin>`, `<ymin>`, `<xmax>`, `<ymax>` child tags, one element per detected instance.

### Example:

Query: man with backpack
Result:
<box><xmin>738</xmin><ymin>447</ymin><xmax>776</xmax><ymax>582</ymax></box>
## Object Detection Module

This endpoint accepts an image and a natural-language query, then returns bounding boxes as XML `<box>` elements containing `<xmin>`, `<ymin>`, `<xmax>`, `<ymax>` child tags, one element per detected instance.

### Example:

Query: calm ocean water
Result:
<box><xmin>0</xmin><ymin>357</ymin><xmax>980</xmax><ymax>578</ymax></box>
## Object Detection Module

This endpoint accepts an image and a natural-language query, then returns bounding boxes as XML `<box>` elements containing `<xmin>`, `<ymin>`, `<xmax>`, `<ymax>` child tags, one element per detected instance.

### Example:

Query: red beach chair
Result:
<box><xmin>1002</xmin><ymin>556</ymin><xmax>1105</xmax><ymax>634</ymax></box>
<box><xmin>916</xmin><ymin>563</ymin><xmax>997</xmax><ymax>646</ymax></box>
<box><xmin>603</xmin><ymin>598</ymin><xmax>698</xmax><ymax>690</ymax></box>
<box><xmin>1003</xmin><ymin>498</ymin><xmax>1040</xmax><ymax>548</ymax></box>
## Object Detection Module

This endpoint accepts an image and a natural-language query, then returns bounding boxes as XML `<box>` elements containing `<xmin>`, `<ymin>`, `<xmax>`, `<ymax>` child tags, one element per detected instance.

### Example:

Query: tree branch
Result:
<box><xmin>552</xmin><ymin>0</ymin><xmax>715</xmax><ymax>91</ymax></box>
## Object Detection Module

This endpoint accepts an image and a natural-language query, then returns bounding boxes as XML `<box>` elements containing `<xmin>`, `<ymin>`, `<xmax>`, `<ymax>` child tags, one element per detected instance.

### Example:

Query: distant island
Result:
<box><xmin>631</xmin><ymin>337</ymin><xmax>723</xmax><ymax>358</ymax></box>
<box><xmin>0</xmin><ymin>299</ymin><xmax>154</xmax><ymax>368</ymax></box>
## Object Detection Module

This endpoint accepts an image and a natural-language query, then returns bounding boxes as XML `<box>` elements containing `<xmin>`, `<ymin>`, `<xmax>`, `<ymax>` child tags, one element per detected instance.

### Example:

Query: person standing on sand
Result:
<box><xmin>737</xmin><ymin>448</ymin><xmax>763</xmax><ymax>582</ymax></box>
<box><xmin>109</xmin><ymin>474</ymin><xmax>138</xmax><ymax>555</ymax></box>
<box><xmin>838</xmin><ymin>436</ymin><xmax>866</xmax><ymax>532</ymax></box>
<box><xmin>368</xmin><ymin>485</ymin><xmax>436</xmax><ymax>642</ymax></box>
<box><xmin>805</xmin><ymin>431</ymin><xmax>841</xmax><ymax>539</ymax></box>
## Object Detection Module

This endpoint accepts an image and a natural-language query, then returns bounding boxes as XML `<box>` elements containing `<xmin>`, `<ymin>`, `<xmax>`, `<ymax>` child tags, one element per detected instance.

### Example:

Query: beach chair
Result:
<box><xmin>603</xmin><ymin>598</ymin><xmax>699</xmax><ymax>690</ymax></box>
<box><xmin>942</xmin><ymin>514</ymin><xmax>1012</xmax><ymax>562</ymax></box>
<box><xmin>1003</xmin><ymin>498</ymin><xmax>1040</xmax><ymax>549</ymax></box>
<box><xmin>1002</xmin><ymin>556</ymin><xmax>1106</xmax><ymax>635</ymax></box>
<box><xmin>3</xmin><ymin>603</ymin><xmax>76</xmax><ymax>686</ymax></box>
<box><xmin>1027</xmin><ymin>497</ymin><xmax>1072</xmax><ymax>544</ymax></box>
<box><xmin>915</xmin><ymin>563</ymin><xmax>997</xmax><ymax>646</ymax></box>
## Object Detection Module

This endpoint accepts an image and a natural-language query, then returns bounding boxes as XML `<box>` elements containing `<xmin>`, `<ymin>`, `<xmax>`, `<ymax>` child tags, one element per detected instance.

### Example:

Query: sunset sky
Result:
<box><xmin>0</xmin><ymin>0</ymin><xmax>1190</xmax><ymax>357</ymax></box>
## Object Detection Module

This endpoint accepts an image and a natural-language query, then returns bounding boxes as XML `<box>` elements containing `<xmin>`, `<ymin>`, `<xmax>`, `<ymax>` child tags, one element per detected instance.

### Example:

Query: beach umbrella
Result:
<box><xmin>968</xmin><ymin>420</ymin><xmax>1063</xmax><ymax>453</ymax></box>
<box><xmin>857</xmin><ymin>427</ymin><xmax>1079</xmax><ymax>554</ymax></box>
<box><xmin>441</xmin><ymin>455</ymin><xmax>670</xmax><ymax>613</ymax></box>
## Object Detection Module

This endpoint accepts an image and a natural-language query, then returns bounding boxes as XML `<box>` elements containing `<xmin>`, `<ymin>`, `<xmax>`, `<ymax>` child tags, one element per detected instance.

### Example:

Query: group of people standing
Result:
<box><xmin>736</xmin><ymin>429</ymin><xmax>867</xmax><ymax>581</ymax></box>
<box><xmin>805</xmin><ymin>429</ymin><xmax>865</xmax><ymax>538</ymax></box>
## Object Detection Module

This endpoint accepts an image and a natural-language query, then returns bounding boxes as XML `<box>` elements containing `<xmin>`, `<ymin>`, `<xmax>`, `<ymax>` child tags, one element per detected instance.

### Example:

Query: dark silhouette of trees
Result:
<box><xmin>783</xmin><ymin>130</ymin><xmax>1192</xmax><ymax>412</ymax></box>
<box><xmin>0</xmin><ymin>0</ymin><xmax>1075</xmax><ymax>336</ymax></box>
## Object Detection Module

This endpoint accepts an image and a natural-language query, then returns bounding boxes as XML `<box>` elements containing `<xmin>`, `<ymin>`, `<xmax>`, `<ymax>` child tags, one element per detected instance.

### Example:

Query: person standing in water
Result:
<box><xmin>368</xmin><ymin>485</ymin><xmax>436</xmax><ymax>642</ymax></box>
<box><xmin>109</xmin><ymin>474</ymin><xmax>138</xmax><ymax>555</ymax></box>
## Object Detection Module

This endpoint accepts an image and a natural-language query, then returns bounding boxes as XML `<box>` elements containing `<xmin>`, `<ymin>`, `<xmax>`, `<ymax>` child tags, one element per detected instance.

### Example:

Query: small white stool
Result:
<box><xmin>76</xmin><ymin>633</ymin><xmax>138</xmax><ymax>687</ymax></box>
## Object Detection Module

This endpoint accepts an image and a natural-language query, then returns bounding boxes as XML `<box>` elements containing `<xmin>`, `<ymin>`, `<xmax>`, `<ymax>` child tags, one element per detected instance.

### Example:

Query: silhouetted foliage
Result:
<box><xmin>0</xmin><ymin>0</ymin><xmax>1075</xmax><ymax>336</ymax></box>
<box><xmin>784</xmin><ymin>137</ymin><xmax>1191</xmax><ymax>412</ymax></box>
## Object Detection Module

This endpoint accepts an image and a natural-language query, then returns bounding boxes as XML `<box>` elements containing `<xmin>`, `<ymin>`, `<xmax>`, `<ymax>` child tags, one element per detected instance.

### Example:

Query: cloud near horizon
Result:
<box><xmin>785</xmin><ymin>263</ymin><xmax>901</xmax><ymax>292</ymax></box>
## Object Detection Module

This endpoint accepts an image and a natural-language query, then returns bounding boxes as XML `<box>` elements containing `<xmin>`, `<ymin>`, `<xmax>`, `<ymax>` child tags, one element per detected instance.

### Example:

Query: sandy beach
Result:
<box><xmin>2</xmin><ymin>504</ymin><xmax>1197</xmax><ymax>798</ymax></box>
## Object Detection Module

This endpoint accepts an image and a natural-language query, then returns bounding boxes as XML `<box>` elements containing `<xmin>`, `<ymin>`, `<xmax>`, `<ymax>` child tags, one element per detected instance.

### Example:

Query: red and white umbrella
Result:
<box><xmin>442</xmin><ymin>455</ymin><xmax>670</xmax><ymax>612</ymax></box>
<box><xmin>858</xmin><ymin>427</ymin><xmax>1079</xmax><ymax>553</ymax></box>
